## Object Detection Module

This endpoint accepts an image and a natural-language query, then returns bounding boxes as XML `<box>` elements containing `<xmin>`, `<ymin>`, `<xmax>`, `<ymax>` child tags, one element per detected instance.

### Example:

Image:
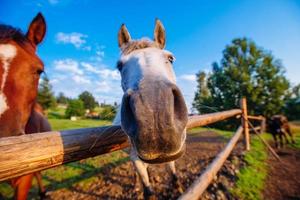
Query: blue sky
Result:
<box><xmin>1</xmin><ymin>0</ymin><xmax>300</xmax><ymax>111</ymax></box>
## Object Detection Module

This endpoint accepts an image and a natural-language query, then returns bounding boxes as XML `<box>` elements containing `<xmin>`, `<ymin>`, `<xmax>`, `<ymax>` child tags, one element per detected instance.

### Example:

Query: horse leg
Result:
<box><xmin>12</xmin><ymin>174</ymin><xmax>34</xmax><ymax>200</ymax></box>
<box><xmin>35</xmin><ymin>172</ymin><xmax>46</xmax><ymax>199</ymax></box>
<box><xmin>272</xmin><ymin>133</ymin><xmax>279</xmax><ymax>148</ymax></box>
<box><xmin>130</xmin><ymin>150</ymin><xmax>155</xmax><ymax>200</ymax></box>
<box><xmin>286</xmin><ymin>127</ymin><xmax>296</xmax><ymax>144</ymax></box>
<box><xmin>281</xmin><ymin>129</ymin><xmax>290</xmax><ymax>145</ymax></box>
<box><xmin>168</xmin><ymin>161</ymin><xmax>183</xmax><ymax>193</ymax></box>
<box><xmin>278</xmin><ymin>133</ymin><xmax>284</xmax><ymax>148</ymax></box>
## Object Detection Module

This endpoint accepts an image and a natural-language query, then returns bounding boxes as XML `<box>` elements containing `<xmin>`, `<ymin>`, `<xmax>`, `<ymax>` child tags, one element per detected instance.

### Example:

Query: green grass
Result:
<box><xmin>47</xmin><ymin>106</ymin><xmax>67</xmax><ymax>119</ymax></box>
<box><xmin>49</xmin><ymin>118</ymin><xmax>111</xmax><ymax>130</ymax></box>
<box><xmin>230</xmin><ymin>122</ymin><xmax>300</xmax><ymax>200</ymax></box>
<box><xmin>231</xmin><ymin>134</ymin><xmax>270</xmax><ymax>200</ymax></box>
<box><xmin>289</xmin><ymin>121</ymin><xmax>300</xmax><ymax>149</ymax></box>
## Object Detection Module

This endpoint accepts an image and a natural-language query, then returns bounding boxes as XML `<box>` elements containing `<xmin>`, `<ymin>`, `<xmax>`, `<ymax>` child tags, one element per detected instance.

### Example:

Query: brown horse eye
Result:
<box><xmin>117</xmin><ymin>61</ymin><xmax>123</xmax><ymax>71</ymax></box>
<box><xmin>37</xmin><ymin>69</ymin><xmax>44</xmax><ymax>75</ymax></box>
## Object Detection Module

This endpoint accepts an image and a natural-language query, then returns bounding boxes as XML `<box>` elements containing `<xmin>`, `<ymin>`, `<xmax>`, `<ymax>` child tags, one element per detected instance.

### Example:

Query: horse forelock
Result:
<box><xmin>121</xmin><ymin>38</ymin><xmax>159</xmax><ymax>55</ymax></box>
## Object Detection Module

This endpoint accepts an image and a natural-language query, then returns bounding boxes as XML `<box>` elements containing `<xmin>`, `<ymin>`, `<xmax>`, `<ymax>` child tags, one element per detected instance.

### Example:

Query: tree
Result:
<box><xmin>57</xmin><ymin>92</ymin><xmax>69</xmax><ymax>104</ymax></box>
<box><xmin>65</xmin><ymin>99</ymin><xmax>85</xmax><ymax>118</ymax></box>
<box><xmin>192</xmin><ymin>72</ymin><xmax>214</xmax><ymax>114</ymax></box>
<box><xmin>99</xmin><ymin>104</ymin><xmax>117</xmax><ymax>120</ymax></box>
<box><xmin>78</xmin><ymin>91</ymin><xmax>97</xmax><ymax>111</ymax></box>
<box><xmin>37</xmin><ymin>75</ymin><xmax>57</xmax><ymax>109</ymax></box>
<box><xmin>193</xmin><ymin>38</ymin><xmax>290</xmax><ymax>121</ymax></box>
<box><xmin>284</xmin><ymin>84</ymin><xmax>300</xmax><ymax>120</ymax></box>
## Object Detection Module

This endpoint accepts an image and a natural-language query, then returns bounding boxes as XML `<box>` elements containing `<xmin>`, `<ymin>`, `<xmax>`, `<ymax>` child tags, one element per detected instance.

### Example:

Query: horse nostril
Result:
<box><xmin>121</xmin><ymin>92</ymin><xmax>137</xmax><ymax>137</ymax></box>
<box><xmin>171</xmin><ymin>85</ymin><xmax>188</xmax><ymax>125</ymax></box>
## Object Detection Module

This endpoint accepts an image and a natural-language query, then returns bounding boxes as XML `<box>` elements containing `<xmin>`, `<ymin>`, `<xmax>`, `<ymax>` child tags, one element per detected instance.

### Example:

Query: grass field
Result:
<box><xmin>49</xmin><ymin>119</ymin><xmax>111</xmax><ymax>130</ymax></box>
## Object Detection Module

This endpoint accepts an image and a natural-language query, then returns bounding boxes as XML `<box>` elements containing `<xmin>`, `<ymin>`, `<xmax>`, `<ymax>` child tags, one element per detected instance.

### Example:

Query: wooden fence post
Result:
<box><xmin>260</xmin><ymin>116</ymin><xmax>266</xmax><ymax>134</ymax></box>
<box><xmin>240</xmin><ymin>98</ymin><xmax>250</xmax><ymax>151</ymax></box>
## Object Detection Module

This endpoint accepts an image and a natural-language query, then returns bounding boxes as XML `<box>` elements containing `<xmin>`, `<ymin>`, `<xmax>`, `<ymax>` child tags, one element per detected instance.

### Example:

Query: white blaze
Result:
<box><xmin>0</xmin><ymin>44</ymin><xmax>17</xmax><ymax>116</ymax></box>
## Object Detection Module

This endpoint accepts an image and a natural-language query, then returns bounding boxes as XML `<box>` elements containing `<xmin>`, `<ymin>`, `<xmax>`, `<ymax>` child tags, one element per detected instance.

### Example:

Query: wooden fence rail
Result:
<box><xmin>179</xmin><ymin>126</ymin><xmax>243</xmax><ymax>200</ymax></box>
<box><xmin>0</xmin><ymin>109</ymin><xmax>241</xmax><ymax>182</ymax></box>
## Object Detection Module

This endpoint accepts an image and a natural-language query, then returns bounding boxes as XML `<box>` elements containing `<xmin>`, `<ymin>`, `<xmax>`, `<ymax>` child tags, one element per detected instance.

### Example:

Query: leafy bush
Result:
<box><xmin>99</xmin><ymin>105</ymin><xmax>117</xmax><ymax>120</ymax></box>
<box><xmin>65</xmin><ymin>99</ymin><xmax>85</xmax><ymax>118</ymax></box>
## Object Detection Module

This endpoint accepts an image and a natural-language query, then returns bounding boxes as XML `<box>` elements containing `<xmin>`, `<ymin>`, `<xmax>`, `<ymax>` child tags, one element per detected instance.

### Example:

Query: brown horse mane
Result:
<box><xmin>0</xmin><ymin>24</ymin><xmax>30</xmax><ymax>47</ymax></box>
<box><xmin>33</xmin><ymin>103</ymin><xmax>45</xmax><ymax>115</ymax></box>
<box><xmin>121</xmin><ymin>38</ymin><xmax>159</xmax><ymax>55</ymax></box>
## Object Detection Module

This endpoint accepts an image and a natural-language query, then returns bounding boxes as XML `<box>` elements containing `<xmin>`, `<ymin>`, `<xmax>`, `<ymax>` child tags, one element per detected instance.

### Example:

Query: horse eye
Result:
<box><xmin>37</xmin><ymin>69</ymin><xmax>44</xmax><ymax>75</ymax></box>
<box><xmin>117</xmin><ymin>61</ymin><xmax>123</xmax><ymax>71</ymax></box>
<box><xmin>168</xmin><ymin>55</ymin><xmax>174</xmax><ymax>64</ymax></box>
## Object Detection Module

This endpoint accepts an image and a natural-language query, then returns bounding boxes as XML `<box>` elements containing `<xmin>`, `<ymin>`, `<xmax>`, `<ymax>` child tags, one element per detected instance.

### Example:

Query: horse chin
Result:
<box><xmin>138</xmin><ymin>144</ymin><xmax>186</xmax><ymax>164</ymax></box>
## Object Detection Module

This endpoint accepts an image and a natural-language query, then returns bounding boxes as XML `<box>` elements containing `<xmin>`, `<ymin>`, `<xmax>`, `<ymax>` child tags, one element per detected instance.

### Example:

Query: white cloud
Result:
<box><xmin>81</xmin><ymin>62</ymin><xmax>120</xmax><ymax>80</ymax></box>
<box><xmin>98</xmin><ymin>69</ymin><xmax>120</xmax><ymax>80</ymax></box>
<box><xmin>96</xmin><ymin>50</ymin><xmax>104</xmax><ymax>57</ymax></box>
<box><xmin>179</xmin><ymin>74</ymin><xmax>196</xmax><ymax>82</ymax></box>
<box><xmin>54</xmin><ymin>59</ymin><xmax>84</xmax><ymax>75</ymax></box>
<box><xmin>72</xmin><ymin>75</ymin><xmax>91</xmax><ymax>84</ymax></box>
<box><xmin>49</xmin><ymin>58</ymin><xmax>123</xmax><ymax>104</ymax></box>
<box><xmin>81</xmin><ymin>62</ymin><xmax>99</xmax><ymax>73</ymax></box>
<box><xmin>56</xmin><ymin>32</ymin><xmax>88</xmax><ymax>49</ymax></box>
<box><xmin>95</xmin><ymin>81</ymin><xmax>111</xmax><ymax>93</ymax></box>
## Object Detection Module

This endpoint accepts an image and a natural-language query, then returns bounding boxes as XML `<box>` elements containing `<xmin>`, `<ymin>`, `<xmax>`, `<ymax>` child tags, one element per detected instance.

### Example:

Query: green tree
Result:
<box><xmin>99</xmin><ymin>104</ymin><xmax>117</xmax><ymax>120</ymax></box>
<box><xmin>284</xmin><ymin>84</ymin><xmax>300</xmax><ymax>120</ymax></box>
<box><xmin>65</xmin><ymin>99</ymin><xmax>85</xmax><ymax>118</ymax></box>
<box><xmin>78</xmin><ymin>91</ymin><xmax>97</xmax><ymax>111</ymax></box>
<box><xmin>193</xmin><ymin>38</ymin><xmax>290</xmax><ymax>121</ymax></box>
<box><xmin>37</xmin><ymin>75</ymin><xmax>57</xmax><ymax>109</ymax></box>
<box><xmin>57</xmin><ymin>92</ymin><xmax>69</xmax><ymax>104</ymax></box>
<box><xmin>192</xmin><ymin>71</ymin><xmax>214</xmax><ymax>114</ymax></box>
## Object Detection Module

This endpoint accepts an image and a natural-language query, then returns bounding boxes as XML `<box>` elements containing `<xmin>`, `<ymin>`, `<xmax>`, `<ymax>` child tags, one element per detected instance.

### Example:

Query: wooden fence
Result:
<box><xmin>0</xmin><ymin>98</ymin><xmax>263</xmax><ymax>199</ymax></box>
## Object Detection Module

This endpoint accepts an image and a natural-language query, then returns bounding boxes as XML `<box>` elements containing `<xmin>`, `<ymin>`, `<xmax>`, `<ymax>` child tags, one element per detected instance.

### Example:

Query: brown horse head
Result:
<box><xmin>115</xmin><ymin>19</ymin><xmax>188</xmax><ymax>163</ymax></box>
<box><xmin>0</xmin><ymin>13</ymin><xmax>46</xmax><ymax>137</ymax></box>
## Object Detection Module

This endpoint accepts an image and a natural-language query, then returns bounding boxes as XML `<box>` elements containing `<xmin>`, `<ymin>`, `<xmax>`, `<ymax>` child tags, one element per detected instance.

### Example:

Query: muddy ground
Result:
<box><xmin>263</xmin><ymin>147</ymin><xmax>300</xmax><ymax>200</ymax></box>
<box><xmin>46</xmin><ymin>130</ymin><xmax>244</xmax><ymax>200</ymax></box>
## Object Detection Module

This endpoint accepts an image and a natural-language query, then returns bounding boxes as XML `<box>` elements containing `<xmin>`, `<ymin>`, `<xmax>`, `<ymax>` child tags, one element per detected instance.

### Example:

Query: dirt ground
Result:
<box><xmin>42</xmin><ymin>131</ymin><xmax>300</xmax><ymax>200</ymax></box>
<box><xmin>47</xmin><ymin>131</ymin><xmax>242</xmax><ymax>200</ymax></box>
<box><xmin>263</xmin><ymin>146</ymin><xmax>300</xmax><ymax>200</ymax></box>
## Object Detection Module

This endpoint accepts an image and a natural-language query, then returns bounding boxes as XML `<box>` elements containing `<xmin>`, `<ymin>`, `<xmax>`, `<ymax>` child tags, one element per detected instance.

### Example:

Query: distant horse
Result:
<box><xmin>11</xmin><ymin>103</ymin><xmax>51</xmax><ymax>200</ymax></box>
<box><xmin>0</xmin><ymin>13</ymin><xmax>46</xmax><ymax>200</ymax></box>
<box><xmin>0</xmin><ymin>13</ymin><xmax>46</xmax><ymax>137</ymax></box>
<box><xmin>267</xmin><ymin>115</ymin><xmax>295</xmax><ymax>148</ymax></box>
<box><xmin>113</xmin><ymin>19</ymin><xmax>188</xmax><ymax>199</ymax></box>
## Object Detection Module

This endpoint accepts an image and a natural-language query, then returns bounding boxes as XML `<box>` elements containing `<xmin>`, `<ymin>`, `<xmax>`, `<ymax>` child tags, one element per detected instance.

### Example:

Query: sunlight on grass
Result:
<box><xmin>231</xmin><ymin>134</ymin><xmax>269</xmax><ymax>200</ymax></box>
<box><xmin>49</xmin><ymin>119</ymin><xmax>111</xmax><ymax>130</ymax></box>
<box><xmin>289</xmin><ymin>121</ymin><xmax>300</xmax><ymax>149</ymax></box>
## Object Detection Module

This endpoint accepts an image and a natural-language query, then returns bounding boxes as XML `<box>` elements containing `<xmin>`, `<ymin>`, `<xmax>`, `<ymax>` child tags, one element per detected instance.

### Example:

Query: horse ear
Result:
<box><xmin>118</xmin><ymin>24</ymin><xmax>131</xmax><ymax>48</ymax></box>
<box><xmin>154</xmin><ymin>19</ymin><xmax>166</xmax><ymax>49</ymax></box>
<box><xmin>26</xmin><ymin>12</ymin><xmax>46</xmax><ymax>47</ymax></box>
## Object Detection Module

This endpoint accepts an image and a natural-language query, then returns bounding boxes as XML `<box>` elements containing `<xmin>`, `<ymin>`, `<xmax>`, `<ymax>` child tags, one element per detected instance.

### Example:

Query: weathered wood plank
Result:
<box><xmin>187</xmin><ymin>109</ymin><xmax>241</xmax><ymax>129</ymax></box>
<box><xmin>178</xmin><ymin>126</ymin><xmax>243</xmax><ymax>200</ymax></box>
<box><xmin>240</xmin><ymin>98</ymin><xmax>250</xmax><ymax>150</ymax></box>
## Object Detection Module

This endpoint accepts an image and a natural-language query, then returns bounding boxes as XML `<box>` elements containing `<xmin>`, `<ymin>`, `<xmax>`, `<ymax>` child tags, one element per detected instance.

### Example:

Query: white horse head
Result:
<box><xmin>114</xmin><ymin>19</ymin><xmax>188</xmax><ymax>164</ymax></box>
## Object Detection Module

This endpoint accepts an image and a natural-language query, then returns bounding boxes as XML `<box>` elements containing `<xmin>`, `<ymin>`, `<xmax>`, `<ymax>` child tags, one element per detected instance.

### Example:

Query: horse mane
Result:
<box><xmin>121</xmin><ymin>38</ymin><xmax>159</xmax><ymax>55</ymax></box>
<box><xmin>33</xmin><ymin>103</ymin><xmax>45</xmax><ymax>115</ymax></box>
<box><xmin>0</xmin><ymin>24</ymin><xmax>29</xmax><ymax>45</ymax></box>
